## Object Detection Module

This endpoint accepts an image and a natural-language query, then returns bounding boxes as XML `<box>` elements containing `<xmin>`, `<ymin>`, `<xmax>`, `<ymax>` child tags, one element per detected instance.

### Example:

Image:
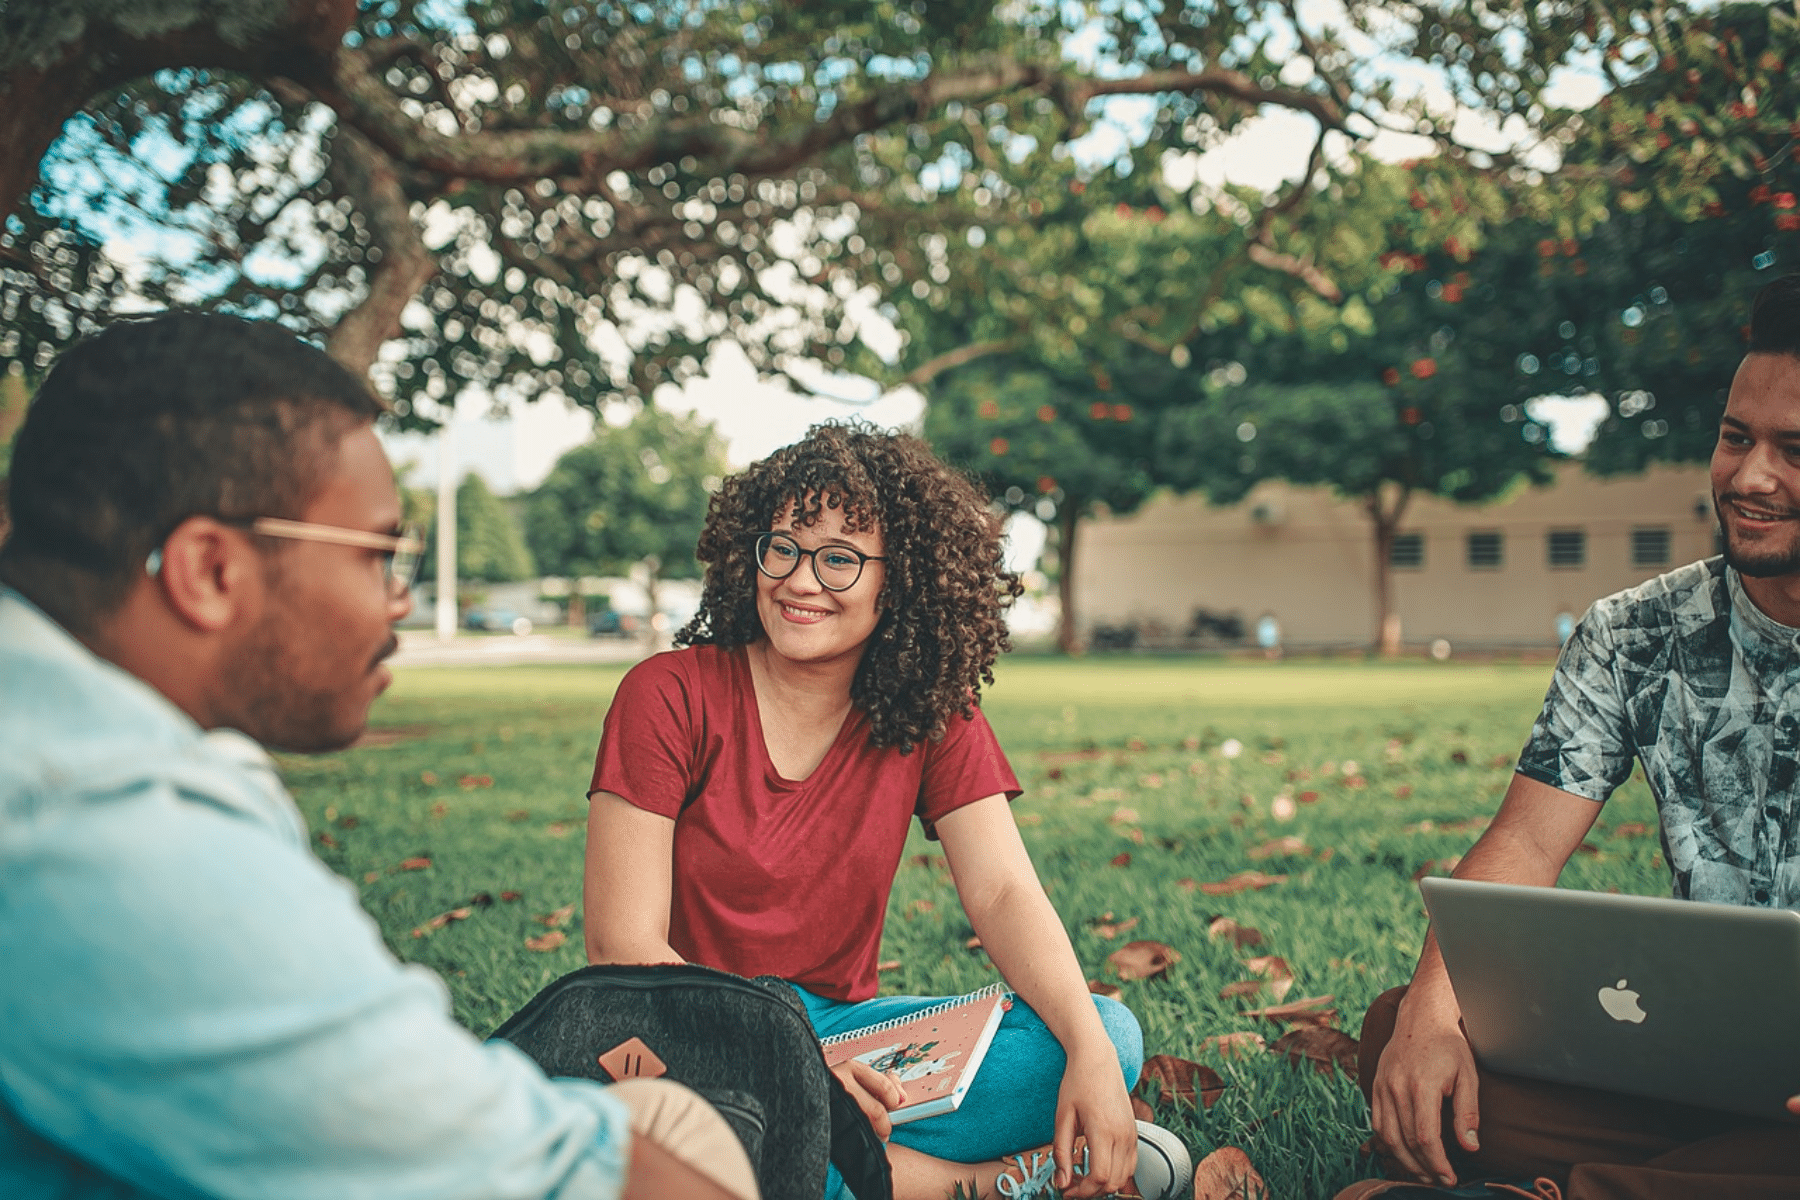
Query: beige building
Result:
<box><xmin>1073</xmin><ymin>462</ymin><xmax>1718</xmax><ymax>650</ymax></box>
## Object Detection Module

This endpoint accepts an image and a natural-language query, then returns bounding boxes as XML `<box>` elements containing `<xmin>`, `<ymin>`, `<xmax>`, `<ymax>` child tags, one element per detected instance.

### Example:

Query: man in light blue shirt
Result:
<box><xmin>0</xmin><ymin>313</ymin><xmax>756</xmax><ymax>1200</ymax></box>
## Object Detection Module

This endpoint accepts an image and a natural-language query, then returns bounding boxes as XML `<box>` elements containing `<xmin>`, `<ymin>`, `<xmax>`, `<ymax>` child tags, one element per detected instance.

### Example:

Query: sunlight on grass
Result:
<box><xmin>291</xmin><ymin>654</ymin><xmax>1657</xmax><ymax>1198</ymax></box>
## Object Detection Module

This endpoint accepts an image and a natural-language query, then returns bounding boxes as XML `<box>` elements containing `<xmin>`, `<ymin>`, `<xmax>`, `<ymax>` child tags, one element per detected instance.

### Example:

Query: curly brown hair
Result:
<box><xmin>677</xmin><ymin>421</ymin><xmax>1022</xmax><ymax>751</ymax></box>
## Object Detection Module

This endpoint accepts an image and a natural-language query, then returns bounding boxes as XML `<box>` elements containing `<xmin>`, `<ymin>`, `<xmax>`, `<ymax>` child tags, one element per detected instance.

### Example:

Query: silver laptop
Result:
<box><xmin>1421</xmin><ymin>876</ymin><xmax>1800</xmax><ymax>1121</ymax></box>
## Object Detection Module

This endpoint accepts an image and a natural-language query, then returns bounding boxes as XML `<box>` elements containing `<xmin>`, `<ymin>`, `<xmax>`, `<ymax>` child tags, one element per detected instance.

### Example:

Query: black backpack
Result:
<box><xmin>490</xmin><ymin>963</ymin><xmax>893</xmax><ymax>1200</ymax></box>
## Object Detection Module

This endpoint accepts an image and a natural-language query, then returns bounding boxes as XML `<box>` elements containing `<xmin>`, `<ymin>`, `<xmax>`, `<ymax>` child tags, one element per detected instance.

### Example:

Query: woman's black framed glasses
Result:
<box><xmin>751</xmin><ymin>531</ymin><xmax>884</xmax><ymax>592</ymax></box>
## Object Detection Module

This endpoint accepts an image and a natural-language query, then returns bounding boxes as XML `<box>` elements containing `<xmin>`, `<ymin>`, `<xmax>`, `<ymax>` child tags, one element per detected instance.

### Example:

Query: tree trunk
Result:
<box><xmin>568</xmin><ymin>592</ymin><xmax>586</xmax><ymax>629</ymax></box>
<box><xmin>1364</xmin><ymin>483</ymin><xmax>1412</xmax><ymax>658</ymax></box>
<box><xmin>0</xmin><ymin>0</ymin><xmax>356</xmax><ymax>222</ymax></box>
<box><xmin>642</xmin><ymin>555</ymin><xmax>663</xmax><ymax>649</ymax></box>
<box><xmin>1055</xmin><ymin>505</ymin><xmax>1082</xmax><ymax>656</ymax></box>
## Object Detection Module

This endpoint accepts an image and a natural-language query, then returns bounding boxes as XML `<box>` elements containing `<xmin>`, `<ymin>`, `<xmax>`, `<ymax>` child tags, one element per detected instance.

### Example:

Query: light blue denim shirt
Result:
<box><xmin>0</xmin><ymin>589</ymin><xmax>631</xmax><ymax>1199</ymax></box>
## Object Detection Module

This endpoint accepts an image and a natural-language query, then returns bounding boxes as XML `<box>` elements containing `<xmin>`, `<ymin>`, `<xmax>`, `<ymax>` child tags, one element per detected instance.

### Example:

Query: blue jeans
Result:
<box><xmin>792</xmin><ymin>985</ymin><xmax>1145</xmax><ymax>1200</ymax></box>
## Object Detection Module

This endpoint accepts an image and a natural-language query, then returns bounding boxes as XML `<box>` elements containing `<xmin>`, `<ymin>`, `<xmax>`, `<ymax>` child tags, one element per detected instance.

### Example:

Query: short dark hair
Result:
<box><xmin>1749</xmin><ymin>274</ymin><xmax>1800</xmax><ymax>357</ymax></box>
<box><xmin>0</xmin><ymin>312</ymin><xmax>383</xmax><ymax>632</ymax></box>
<box><xmin>678</xmin><ymin>421</ymin><xmax>1022</xmax><ymax>751</ymax></box>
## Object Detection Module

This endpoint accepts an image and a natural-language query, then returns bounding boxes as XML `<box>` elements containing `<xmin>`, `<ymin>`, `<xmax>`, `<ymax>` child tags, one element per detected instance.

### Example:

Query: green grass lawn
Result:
<box><xmin>282</xmin><ymin>656</ymin><xmax>1665</xmax><ymax>1199</ymax></box>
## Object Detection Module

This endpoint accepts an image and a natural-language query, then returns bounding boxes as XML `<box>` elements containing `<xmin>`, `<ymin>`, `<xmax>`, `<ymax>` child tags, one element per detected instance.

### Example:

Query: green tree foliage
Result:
<box><xmin>417</xmin><ymin>472</ymin><xmax>535</xmax><ymax>584</ymax></box>
<box><xmin>2</xmin><ymin>0</ymin><xmax>1666</xmax><ymax>418</ymax></box>
<box><xmin>524</xmin><ymin>408</ymin><xmax>726</xmax><ymax>620</ymax></box>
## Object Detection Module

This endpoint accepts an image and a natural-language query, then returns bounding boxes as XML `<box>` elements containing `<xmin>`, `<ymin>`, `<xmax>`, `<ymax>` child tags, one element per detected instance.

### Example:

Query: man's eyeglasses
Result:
<box><xmin>147</xmin><ymin>518</ymin><xmax>425</xmax><ymax>598</ymax></box>
<box><xmin>751</xmin><ymin>531</ymin><xmax>885</xmax><ymax>592</ymax></box>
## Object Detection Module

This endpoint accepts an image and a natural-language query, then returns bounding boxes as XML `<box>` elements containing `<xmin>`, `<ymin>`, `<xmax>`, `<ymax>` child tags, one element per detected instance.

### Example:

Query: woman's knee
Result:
<box><xmin>1092</xmin><ymin>995</ymin><xmax>1145</xmax><ymax>1089</ymax></box>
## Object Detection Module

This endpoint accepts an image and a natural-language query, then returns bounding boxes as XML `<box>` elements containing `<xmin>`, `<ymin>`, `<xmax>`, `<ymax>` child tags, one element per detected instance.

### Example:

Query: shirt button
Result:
<box><xmin>1756</xmin><ymin>889</ymin><xmax>1772</xmax><ymax>903</ymax></box>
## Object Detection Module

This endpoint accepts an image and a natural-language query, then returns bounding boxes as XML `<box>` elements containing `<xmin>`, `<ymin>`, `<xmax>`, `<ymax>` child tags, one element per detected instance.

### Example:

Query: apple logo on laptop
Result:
<box><xmin>1598</xmin><ymin>979</ymin><xmax>1647</xmax><ymax>1024</ymax></box>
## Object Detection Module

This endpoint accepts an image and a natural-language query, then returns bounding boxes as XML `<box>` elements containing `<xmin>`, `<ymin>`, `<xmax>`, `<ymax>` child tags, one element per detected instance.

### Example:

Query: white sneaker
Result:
<box><xmin>992</xmin><ymin>1122</ymin><xmax>1193</xmax><ymax>1199</ymax></box>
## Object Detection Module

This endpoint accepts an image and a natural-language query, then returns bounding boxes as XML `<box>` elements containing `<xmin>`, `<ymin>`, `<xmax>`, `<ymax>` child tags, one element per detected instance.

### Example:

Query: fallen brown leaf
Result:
<box><xmin>1133</xmin><ymin>1053</ymin><xmax>1225</xmax><ymax>1109</ymax></box>
<box><xmin>537</xmin><ymin>903</ymin><xmax>577</xmax><ymax>928</ymax></box>
<box><xmin>1574</xmin><ymin>840</ymin><xmax>1602</xmax><ymax>856</ymax></box>
<box><xmin>500</xmin><ymin>890</ymin><xmax>523</xmax><ymax>902</ymax></box>
<box><xmin>1109</xmin><ymin>806</ymin><xmax>1140</xmax><ymax>826</ymax></box>
<box><xmin>1087</xmin><ymin>979</ymin><xmax>1123</xmax><ymax>1000</ymax></box>
<box><xmin>965</xmin><ymin>935</ymin><xmax>984</xmax><ymax>952</ymax></box>
<box><xmin>547</xmin><ymin>822</ymin><xmax>574</xmax><ymax>838</ymax></box>
<box><xmin>1247</xmin><ymin>836</ymin><xmax>1308</xmax><ymax>861</ymax></box>
<box><xmin>1107</xmin><ymin>940</ymin><xmax>1181</xmax><ymax>981</ymax></box>
<box><xmin>524</xmin><ymin>931</ymin><xmax>566</xmax><ymax>952</ymax></box>
<box><xmin>1298</xmin><ymin>789</ymin><xmax>1321</xmax><ymax>803</ymax></box>
<box><xmin>876</xmin><ymin>959</ymin><xmax>901</xmax><ymax>972</ymax></box>
<box><xmin>1411</xmin><ymin>855</ymin><xmax>1462</xmax><ymax>881</ymax></box>
<box><xmin>410</xmin><ymin>906</ymin><xmax>474</xmax><ymax>938</ymax></box>
<box><xmin>1176</xmin><ymin>878</ymin><xmax>1198</xmax><ymax>891</ymax></box>
<box><xmin>1088</xmin><ymin>913</ymin><xmax>1140</xmax><ymax>939</ymax></box>
<box><xmin>1220</xmin><ymin>980</ymin><xmax>1265</xmax><ymax>1000</ymax></box>
<box><xmin>315</xmin><ymin>831</ymin><xmax>340</xmax><ymax>849</ymax></box>
<box><xmin>1200</xmin><ymin>1032</ymin><xmax>1266</xmax><ymax>1058</ymax></box>
<box><xmin>907</xmin><ymin>899</ymin><xmax>936</xmax><ymax>916</ymax></box>
<box><xmin>1271</xmin><ymin>1026</ymin><xmax>1360</xmax><ymax>1077</ymax></box>
<box><xmin>1245</xmin><ymin>955</ymin><xmax>1295</xmax><ymax>1002</ymax></box>
<box><xmin>396</xmin><ymin>856</ymin><xmax>432</xmax><ymax>871</ymax></box>
<box><xmin>1613</xmin><ymin>821</ymin><xmax>1650</xmax><ymax>838</ymax></box>
<box><xmin>1192</xmin><ymin>1146</ymin><xmax>1268</xmax><ymax>1200</ymax></box>
<box><xmin>458</xmin><ymin>773</ymin><xmax>493</xmax><ymax>789</ymax></box>
<box><xmin>1109</xmin><ymin>851</ymin><xmax>1133</xmax><ymax>868</ymax></box>
<box><xmin>362</xmin><ymin>871</ymin><xmax>380</xmax><ymax>884</ymax></box>
<box><xmin>1131</xmin><ymin>1095</ymin><xmax>1154</xmax><ymax>1121</ymax></box>
<box><xmin>1242</xmin><ymin>994</ymin><xmax>1338</xmax><ymax>1027</ymax></box>
<box><xmin>1197</xmin><ymin>871</ymin><xmax>1287</xmax><ymax>896</ymax></box>
<box><xmin>1206</xmin><ymin>917</ymin><xmax>1264</xmax><ymax>949</ymax></box>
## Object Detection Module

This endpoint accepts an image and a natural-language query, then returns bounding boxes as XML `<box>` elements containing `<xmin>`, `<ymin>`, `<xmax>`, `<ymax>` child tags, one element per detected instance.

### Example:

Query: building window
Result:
<box><xmin>1390</xmin><ymin>532</ymin><xmax>1425</xmax><ymax>568</ymax></box>
<box><xmin>1632</xmin><ymin>527</ymin><xmax>1671</xmax><ymax>567</ymax></box>
<box><xmin>1547</xmin><ymin>529</ymin><xmax>1587</xmax><ymax>569</ymax></box>
<box><xmin>1467</xmin><ymin>531</ymin><xmax>1504</xmax><ymax>570</ymax></box>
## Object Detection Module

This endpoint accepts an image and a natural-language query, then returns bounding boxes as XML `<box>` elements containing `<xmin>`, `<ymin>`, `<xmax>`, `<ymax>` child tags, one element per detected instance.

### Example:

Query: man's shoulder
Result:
<box><xmin>1585</xmin><ymin>557</ymin><xmax>1728</xmax><ymax>641</ymax></box>
<box><xmin>0</xmin><ymin>593</ymin><xmax>290</xmax><ymax>836</ymax></box>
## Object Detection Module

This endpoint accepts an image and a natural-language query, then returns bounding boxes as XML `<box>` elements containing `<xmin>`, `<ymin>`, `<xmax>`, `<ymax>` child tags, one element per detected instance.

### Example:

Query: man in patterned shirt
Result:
<box><xmin>1349</xmin><ymin>275</ymin><xmax>1800</xmax><ymax>1200</ymax></box>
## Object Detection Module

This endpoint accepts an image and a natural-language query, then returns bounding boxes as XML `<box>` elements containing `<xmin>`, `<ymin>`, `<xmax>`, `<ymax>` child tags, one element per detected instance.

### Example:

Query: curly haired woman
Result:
<box><xmin>582</xmin><ymin>423</ymin><xmax>1190</xmax><ymax>1200</ymax></box>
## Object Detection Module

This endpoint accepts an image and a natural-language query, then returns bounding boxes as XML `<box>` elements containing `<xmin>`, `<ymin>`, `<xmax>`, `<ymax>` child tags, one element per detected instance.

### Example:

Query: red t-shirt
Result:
<box><xmin>589</xmin><ymin>645</ymin><xmax>1020</xmax><ymax>1002</ymax></box>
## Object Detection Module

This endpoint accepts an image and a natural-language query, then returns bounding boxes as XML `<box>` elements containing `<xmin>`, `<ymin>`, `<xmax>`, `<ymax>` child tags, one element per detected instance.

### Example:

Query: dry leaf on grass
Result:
<box><xmin>1245</xmin><ymin>955</ymin><xmax>1295</xmax><ymax>1002</ymax></box>
<box><xmin>1087</xmin><ymin>912</ymin><xmax>1140</xmax><ymax>939</ymax></box>
<box><xmin>1299</xmin><ymin>790</ymin><xmax>1321</xmax><ymax>803</ymax></box>
<box><xmin>1243</xmin><ymin>994</ymin><xmax>1338</xmax><ymax>1026</ymax></box>
<box><xmin>410</xmin><ymin>907</ymin><xmax>473</xmax><ymax>938</ymax></box>
<box><xmin>1133</xmin><ymin>1054</ymin><xmax>1225</xmax><ymax>1109</ymax></box>
<box><xmin>1109</xmin><ymin>851</ymin><xmax>1133</xmax><ymax>868</ymax></box>
<box><xmin>1131</xmin><ymin>1095</ymin><xmax>1154</xmax><ymax>1121</ymax></box>
<box><xmin>1109</xmin><ymin>806</ymin><xmax>1140</xmax><ymax>826</ymax></box>
<box><xmin>1247</xmin><ymin>836</ymin><xmax>1308</xmax><ymax>860</ymax></box>
<box><xmin>1613</xmin><ymin>821</ymin><xmax>1650</xmax><ymax>837</ymax></box>
<box><xmin>1411</xmin><ymin>855</ymin><xmax>1462</xmax><ymax>881</ymax></box>
<box><xmin>965</xmin><ymin>935</ymin><xmax>984</xmax><ymax>952</ymax></box>
<box><xmin>536</xmin><ymin>903</ymin><xmax>577</xmax><ymax>928</ymax></box>
<box><xmin>1206</xmin><ymin>917</ymin><xmax>1264</xmax><ymax>948</ymax></box>
<box><xmin>1220</xmin><ymin>979</ymin><xmax>1266</xmax><ymax>1001</ymax></box>
<box><xmin>1088</xmin><ymin>979</ymin><xmax>1123</xmax><ymax>1000</ymax></box>
<box><xmin>524</xmin><ymin>931</ymin><xmax>567</xmax><ymax>952</ymax></box>
<box><xmin>1200</xmin><ymin>1032</ymin><xmax>1266</xmax><ymax>1058</ymax></box>
<box><xmin>1271</xmin><ymin>1027</ymin><xmax>1360</xmax><ymax>1076</ymax></box>
<box><xmin>876</xmin><ymin>959</ymin><xmax>901</xmax><ymax>972</ymax></box>
<box><xmin>396</xmin><ymin>856</ymin><xmax>432</xmax><ymax>871</ymax></box>
<box><xmin>500</xmin><ymin>890</ymin><xmax>523</xmax><ymax>902</ymax></box>
<box><xmin>1197</xmin><ymin>871</ymin><xmax>1287</xmax><ymax>896</ymax></box>
<box><xmin>1192</xmin><ymin>1146</ymin><xmax>1269</xmax><ymax>1200</ymax></box>
<box><xmin>1107</xmin><ymin>940</ymin><xmax>1181</xmax><ymax>981</ymax></box>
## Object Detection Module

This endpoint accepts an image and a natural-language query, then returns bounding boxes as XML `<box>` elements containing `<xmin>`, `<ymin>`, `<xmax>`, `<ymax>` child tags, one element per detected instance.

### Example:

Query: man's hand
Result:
<box><xmin>1369</xmin><ymin>1005</ymin><xmax>1482</xmax><ymax>1187</ymax></box>
<box><xmin>830</xmin><ymin>1060</ymin><xmax>906</xmax><ymax>1140</ymax></box>
<box><xmin>1050</xmin><ymin>1049</ymin><xmax>1138</xmax><ymax>1198</ymax></box>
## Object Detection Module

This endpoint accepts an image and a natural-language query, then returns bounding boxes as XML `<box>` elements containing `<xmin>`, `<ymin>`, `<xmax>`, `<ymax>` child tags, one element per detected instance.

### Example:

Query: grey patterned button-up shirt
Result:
<box><xmin>1517</xmin><ymin>557</ymin><xmax>1800</xmax><ymax>908</ymax></box>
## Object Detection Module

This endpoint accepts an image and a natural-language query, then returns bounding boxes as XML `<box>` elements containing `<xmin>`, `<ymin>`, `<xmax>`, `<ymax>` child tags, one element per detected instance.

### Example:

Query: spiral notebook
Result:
<box><xmin>820</xmin><ymin>984</ymin><xmax>1011</xmax><ymax>1124</ymax></box>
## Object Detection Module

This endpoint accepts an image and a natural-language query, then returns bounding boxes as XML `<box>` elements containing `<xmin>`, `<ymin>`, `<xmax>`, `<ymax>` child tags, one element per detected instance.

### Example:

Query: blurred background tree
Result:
<box><xmin>412</xmin><ymin>471</ymin><xmax>536</xmax><ymax>585</ymax></box>
<box><xmin>524</xmin><ymin>407</ymin><xmax>725</xmax><ymax>636</ymax></box>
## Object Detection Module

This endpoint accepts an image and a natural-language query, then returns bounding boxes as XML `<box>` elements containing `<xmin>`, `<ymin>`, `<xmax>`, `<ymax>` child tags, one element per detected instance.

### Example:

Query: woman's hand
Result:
<box><xmin>830</xmin><ymin>1060</ymin><xmax>907</xmax><ymax>1140</ymax></box>
<box><xmin>1051</xmin><ymin>1045</ymin><xmax>1138</xmax><ymax>1198</ymax></box>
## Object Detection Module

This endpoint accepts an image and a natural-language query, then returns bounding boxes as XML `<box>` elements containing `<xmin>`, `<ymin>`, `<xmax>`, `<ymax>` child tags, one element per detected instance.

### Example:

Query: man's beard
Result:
<box><xmin>220</xmin><ymin>605</ymin><xmax>390</xmax><ymax>752</ymax></box>
<box><xmin>1717</xmin><ymin>496</ymin><xmax>1800</xmax><ymax>578</ymax></box>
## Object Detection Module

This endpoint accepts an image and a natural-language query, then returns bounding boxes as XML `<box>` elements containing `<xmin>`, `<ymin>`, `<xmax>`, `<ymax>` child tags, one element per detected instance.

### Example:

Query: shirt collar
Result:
<box><xmin>1726</xmin><ymin>567</ymin><xmax>1800</xmax><ymax>671</ymax></box>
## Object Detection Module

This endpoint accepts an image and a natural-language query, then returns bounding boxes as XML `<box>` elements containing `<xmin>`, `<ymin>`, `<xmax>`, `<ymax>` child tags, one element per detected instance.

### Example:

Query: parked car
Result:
<box><xmin>587</xmin><ymin>606</ymin><xmax>639</xmax><ymax>638</ymax></box>
<box><xmin>465</xmin><ymin>608</ymin><xmax>533</xmax><ymax>636</ymax></box>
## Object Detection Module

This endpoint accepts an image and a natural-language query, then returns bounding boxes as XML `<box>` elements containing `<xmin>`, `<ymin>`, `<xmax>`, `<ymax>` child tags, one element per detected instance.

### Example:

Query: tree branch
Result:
<box><xmin>902</xmin><ymin>339</ymin><xmax>1021</xmax><ymax>386</ymax></box>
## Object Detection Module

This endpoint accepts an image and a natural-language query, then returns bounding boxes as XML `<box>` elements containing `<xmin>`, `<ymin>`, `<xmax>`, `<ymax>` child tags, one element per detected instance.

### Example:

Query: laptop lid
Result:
<box><xmin>1420</xmin><ymin>876</ymin><xmax>1800</xmax><ymax>1122</ymax></box>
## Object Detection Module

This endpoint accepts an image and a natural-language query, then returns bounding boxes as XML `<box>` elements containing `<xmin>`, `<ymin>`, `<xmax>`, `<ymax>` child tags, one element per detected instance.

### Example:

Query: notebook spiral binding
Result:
<box><xmin>818</xmin><ymin>982</ymin><xmax>1011</xmax><ymax>1047</ymax></box>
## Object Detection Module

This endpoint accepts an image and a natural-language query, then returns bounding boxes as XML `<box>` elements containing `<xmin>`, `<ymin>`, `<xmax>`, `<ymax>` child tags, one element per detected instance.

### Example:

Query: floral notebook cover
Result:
<box><xmin>820</xmin><ymin>983</ymin><xmax>1011</xmax><ymax>1124</ymax></box>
